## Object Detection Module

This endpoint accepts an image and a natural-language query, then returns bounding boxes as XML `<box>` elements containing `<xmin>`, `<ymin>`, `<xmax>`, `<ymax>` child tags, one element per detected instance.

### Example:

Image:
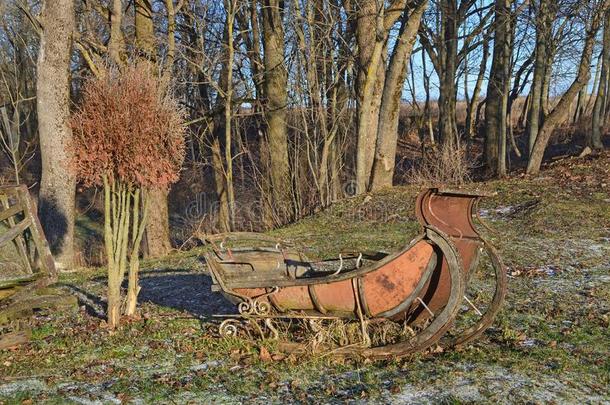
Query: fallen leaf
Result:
<box><xmin>259</xmin><ymin>346</ymin><xmax>272</xmax><ymax>362</ymax></box>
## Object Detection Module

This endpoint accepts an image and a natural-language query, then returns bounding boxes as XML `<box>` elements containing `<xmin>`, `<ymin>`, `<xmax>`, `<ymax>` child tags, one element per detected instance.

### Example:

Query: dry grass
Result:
<box><xmin>405</xmin><ymin>141</ymin><xmax>471</xmax><ymax>186</ymax></box>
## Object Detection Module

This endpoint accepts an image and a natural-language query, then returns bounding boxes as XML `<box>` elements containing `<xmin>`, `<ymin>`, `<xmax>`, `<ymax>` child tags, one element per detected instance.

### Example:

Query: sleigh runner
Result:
<box><xmin>203</xmin><ymin>188</ymin><xmax>507</xmax><ymax>358</ymax></box>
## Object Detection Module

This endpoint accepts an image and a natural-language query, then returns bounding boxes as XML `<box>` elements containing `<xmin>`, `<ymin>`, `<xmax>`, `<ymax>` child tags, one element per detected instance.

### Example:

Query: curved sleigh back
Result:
<box><xmin>409</xmin><ymin>188</ymin><xmax>490</xmax><ymax>322</ymax></box>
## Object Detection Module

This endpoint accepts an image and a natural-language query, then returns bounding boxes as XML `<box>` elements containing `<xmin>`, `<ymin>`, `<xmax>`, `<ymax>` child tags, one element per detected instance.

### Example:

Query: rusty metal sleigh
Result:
<box><xmin>203</xmin><ymin>188</ymin><xmax>507</xmax><ymax>358</ymax></box>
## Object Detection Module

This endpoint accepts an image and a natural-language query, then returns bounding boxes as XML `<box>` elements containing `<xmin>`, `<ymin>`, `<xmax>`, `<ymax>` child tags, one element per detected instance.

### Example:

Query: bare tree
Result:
<box><xmin>420</xmin><ymin>0</ymin><xmax>492</xmax><ymax>147</ymax></box>
<box><xmin>526</xmin><ymin>0</ymin><xmax>552</xmax><ymax>156</ymax></box>
<box><xmin>370</xmin><ymin>0</ymin><xmax>429</xmax><ymax>190</ymax></box>
<box><xmin>527</xmin><ymin>1</ymin><xmax>606</xmax><ymax>175</ymax></box>
<box><xmin>591</xmin><ymin>7</ymin><xmax>610</xmax><ymax>149</ymax></box>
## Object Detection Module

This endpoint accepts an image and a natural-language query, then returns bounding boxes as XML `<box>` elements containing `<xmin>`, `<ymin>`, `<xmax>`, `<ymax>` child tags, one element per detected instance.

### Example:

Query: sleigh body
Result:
<box><xmin>204</xmin><ymin>188</ymin><xmax>507</xmax><ymax>357</ymax></box>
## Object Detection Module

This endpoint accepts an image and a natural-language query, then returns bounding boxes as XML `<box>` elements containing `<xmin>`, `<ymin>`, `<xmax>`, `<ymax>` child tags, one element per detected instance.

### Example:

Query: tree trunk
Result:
<box><xmin>135</xmin><ymin>0</ymin><xmax>155</xmax><ymax>60</ymax></box>
<box><xmin>36</xmin><ymin>0</ymin><xmax>76</xmax><ymax>270</ymax></box>
<box><xmin>370</xmin><ymin>0</ymin><xmax>428</xmax><ymax>190</ymax></box>
<box><xmin>224</xmin><ymin>0</ymin><xmax>236</xmax><ymax>227</ymax></box>
<box><xmin>108</xmin><ymin>0</ymin><xmax>124</xmax><ymax>65</ymax></box>
<box><xmin>125</xmin><ymin>190</ymin><xmax>149</xmax><ymax>316</ymax></box>
<box><xmin>134</xmin><ymin>0</ymin><xmax>173</xmax><ymax>257</ymax></box>
<box><xmin>527</xmin><ymin>12</ymin><xmax>601</xmax><ymax>175</ymax></box>
<box><xmin>164</xmin><ymin>0</ymin><xmax>177</xmax><ymax>70</ymax></box>
<box><xmin>438</xmin><ymin>0</ymin><xmax>459</xmax><ymax>147</ymax></box>
<box><xmin>586</xmin><ymin>52</ymin><xmax>604</xmax><ymax>114</ymax></box>
<box><xmin>484</xmin><ymin>0</ymin><xmax>512</xmax><ymax>177</ymax></box>
<box><xmin>465</xmin><ymin>36</ymin><xmax>489</xmax><ymax>140</ymax></box>
<box><xmin>573</xmin><ymin>85</ymin><xmax>587</xmax><ymax>123</ymax></box>
<box><xmin>261</xmin><ymin>0</ymin><xmax>292</xmax><ymax>222</ymax></box>
<box><xmin>144</xmin><ymin>188</ymin><xmax>172</xmax><ymax>256</ymax></box>
<box><xmin>526</xmin><ymin>0</ymin><xmax>550</xmax><ymax>156</ymax></box>
<box><xmin>591</xmin><ymin>8</ymin><xmax>610</xmax><ymax>149</ymax></box>
<box><xmin>354</xmin><ymin>0</ymin><xmax>386</xmax><ymax>194</ymax></box>
<box><xmin>211</xmin><ymin>135</ymin><xmax>231</xmax><ymax>232</ymax></box>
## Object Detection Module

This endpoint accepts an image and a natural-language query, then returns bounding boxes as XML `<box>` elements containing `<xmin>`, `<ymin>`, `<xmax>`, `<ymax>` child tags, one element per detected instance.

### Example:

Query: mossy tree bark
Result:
<box><xmin>354</xmin><ymin>0</ymin><xmax>386</xmax><ymax>194</ymax></box>
<box><xmin>352</xmin><ymin>0</ymin><xmax>423</xmax><ymax>193</ymax></box>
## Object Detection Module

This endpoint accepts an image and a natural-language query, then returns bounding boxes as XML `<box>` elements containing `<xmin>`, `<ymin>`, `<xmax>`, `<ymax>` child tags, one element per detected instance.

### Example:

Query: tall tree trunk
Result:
<box><xmin>224</xmin><ymin>0</ymin><xmax>236</xmax><ymax>226</ymax></box>
<box><xmin>465</xmin><ymin>36</ymin><xmax>489</xmax><ymax>140</ymax></box>
<box><xmin>134</xmin><ymin>0</ymin><xmax>173</xmax><ymax>257</ymax></box>
<box><xmin>261</xmin><ymin>0</ymin><xmax>292</xmax><ymax>222</ymax></box>
<box><xmin>351</xmin><ymin>0</ymin><xmax>409</xmax><ymax>193</ymax></box>
<box><xmin>164</xmin><ymin>0</ymin><xmax>177</xmax><ymax>70</ymax></box>
<box><xmin>591</xmin><ymin>8</ymin><xmax>610</xmax><ymax>149</ymax></box>
<box><xmin>108</xmin><ymin>0</ymin><xmax>124</xmax><ymax>65</ymax></box>
<box><xmin>438</xmin><ymin>0</ymin><xmax>459</xmax><ymax>147</ymax></box>
<box><xmin>370</xmin><ymin>0</ymin><xmax>428</xmax><ymax>190</ymax></box>
<box><xmin>586</xmin><ymin>52</ymin><xmax>604</xmax><ymax>114</ymax></box>
<box><xmin>354</xmin><ymin>0</ymin><xmax>386</xmax><ymax>194</ymax></box>
<box><xmin>526</xmin><ymin>0</ymin><xmax>550</xmax><ymax>155</ymax></box>
<box><xmin>36</xmin><ymin>0</ymin><xmax>76</xmax><ymax>270</ymax></box>
<box><xmin>527</xmin><ymin>11</ymin><xmax>601</xmax><ymax>175</ymax></box>
<box><xmin>484</xmin><ymin>0</ymin><xmax>512</xmax><ymax>177</ymax></box>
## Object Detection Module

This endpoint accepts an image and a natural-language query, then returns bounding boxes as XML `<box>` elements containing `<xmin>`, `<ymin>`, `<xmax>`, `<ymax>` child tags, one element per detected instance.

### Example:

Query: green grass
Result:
<box><xmin>1</xmin><ymin>154</ymin><xmax>609</xmax><ymax>403</ymax></box>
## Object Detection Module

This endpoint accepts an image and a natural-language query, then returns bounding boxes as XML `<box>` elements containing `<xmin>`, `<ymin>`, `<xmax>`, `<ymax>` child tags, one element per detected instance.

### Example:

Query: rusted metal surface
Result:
<box><xmin>412</xmin><ymin>189</ymin><xmax>487</xmax><ymax>322</ymax></box>
<box><xmin>204</xmin><ymin>187</ymin><xmax>507</xmax><ymax>357</ymax></box>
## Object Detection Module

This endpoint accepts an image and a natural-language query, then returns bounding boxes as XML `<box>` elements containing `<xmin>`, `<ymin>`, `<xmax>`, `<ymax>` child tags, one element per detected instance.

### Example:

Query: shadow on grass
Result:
<box><xmin>61</xmin><ymin>264</ymin><xmax>234</xmax><ymax>320</ymax></box>
<box><xmin>60</xmin><ymin>283</ymin><xmax>107</xmax><ymax>318</ymax></box>
<box><xmin>138</xmin><ymin>270</ymin><xmax>234</xmax><ymax>317</ymax></box>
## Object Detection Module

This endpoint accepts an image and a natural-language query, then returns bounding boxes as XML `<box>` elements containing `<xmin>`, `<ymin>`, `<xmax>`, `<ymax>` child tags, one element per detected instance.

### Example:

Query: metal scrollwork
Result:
<box><xmin>219</xmin><ymin>319</ymin><xmax>240</xmax><ymax>337</ymax></box>
<box><xmin>238</xmin><ymin>299</ymin><xmax>254</xmax><ymax>315</ymax></box>
<box><xmin>254</xmin><ymin>300</ymin><xmax>271</xmax><ymax>316</ymax></box>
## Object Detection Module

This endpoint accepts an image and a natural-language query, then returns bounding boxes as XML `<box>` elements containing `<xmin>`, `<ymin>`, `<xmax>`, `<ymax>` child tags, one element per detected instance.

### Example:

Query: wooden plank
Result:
<box><xmin>1</xmin><ymin>195</ymin><xmax>31</xmax><ymax>275</ymax></box>
<box><xmin>0</xmin><ymin>203</ymin><xmax>23</xmax><ymax>222</ymax></box>
<box><xmin>0</xmin><ymin>274</ymin><xmax>39</xmax><ymax>289</ymax></box>
<box><xmin>16</xmin><ymin>186</ymin><xmax>56</xmax><ymax>278</ymax></box>
<box><xmin>0</xmin><ymin>218</ymin><xmax>31</xmax><ymax>248</ymax></box>
<box><xmin>0</xmin><ymin>294</ymin><xmax>78</xmax><ymax>325</ymax></box>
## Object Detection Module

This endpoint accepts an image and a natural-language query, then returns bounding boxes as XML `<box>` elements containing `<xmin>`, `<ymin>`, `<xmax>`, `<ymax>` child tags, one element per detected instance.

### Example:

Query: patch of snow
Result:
<box><xmin>0</xmin><ymin>379</ymin><xmax>47</xmax><ymax>397</ymax></box>
<box><xmin>190</xmin><ymin>359</ymin><xmax>223</xmax><ymax>372</ymax></box>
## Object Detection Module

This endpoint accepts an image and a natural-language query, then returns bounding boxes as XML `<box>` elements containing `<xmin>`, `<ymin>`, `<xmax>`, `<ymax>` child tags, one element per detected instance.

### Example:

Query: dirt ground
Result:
<box><xmin>1</xmin><ymin>152</ymin><xmax>609</xmax><ymax>404</ymax></box>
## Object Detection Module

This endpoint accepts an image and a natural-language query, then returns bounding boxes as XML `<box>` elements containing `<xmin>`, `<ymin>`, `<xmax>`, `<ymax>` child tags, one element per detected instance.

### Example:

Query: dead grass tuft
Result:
<box><xmin>406</xmin><ymin>141</ymin><xmax>471</xmax><ymax>186</ymax></box>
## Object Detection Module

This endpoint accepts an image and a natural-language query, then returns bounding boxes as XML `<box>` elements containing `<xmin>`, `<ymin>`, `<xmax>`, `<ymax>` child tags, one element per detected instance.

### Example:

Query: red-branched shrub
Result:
<box><xmin>70</xmin><ymin>64</ymin><xmax>186</xmax><ymax>189</ymax></box>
